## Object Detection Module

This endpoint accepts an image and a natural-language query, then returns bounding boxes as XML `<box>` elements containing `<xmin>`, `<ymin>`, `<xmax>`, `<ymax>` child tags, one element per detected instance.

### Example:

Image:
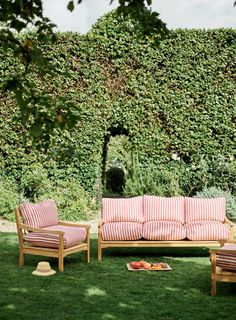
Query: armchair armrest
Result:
<box><xmin>210</xmin><ymin>239</ymin><xmax>236</xmax><ymax>254</ymax></box>
<box><xmin>58</xmin><ymin>221</ymin><xmax>90</xmax><ymax>230</ymax></box>
<box><xmin>210</xmin><ymin>248</ymin><xmax>236</xmax><ymax>255</ymax></box>
<box><xmin>19</xmin><ymin>223</ymin><xmax>64</xmax><ymax>235</ymax></box>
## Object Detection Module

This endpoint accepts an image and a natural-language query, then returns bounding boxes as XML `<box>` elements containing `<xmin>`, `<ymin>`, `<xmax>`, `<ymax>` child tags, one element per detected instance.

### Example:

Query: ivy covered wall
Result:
<box><xmin>0</xmin><ymin>10</ymin><xmax>236</xmax><ymax>199</ymax></box>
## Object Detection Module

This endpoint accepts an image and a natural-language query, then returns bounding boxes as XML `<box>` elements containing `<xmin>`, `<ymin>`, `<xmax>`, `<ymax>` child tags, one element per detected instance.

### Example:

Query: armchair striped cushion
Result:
<box><xmin>20</xmin><ymin>199</ymin><xmax>58</xmax><ymax>228</ymax></box>
<box><xmin>24</xmin><ymin>225</ymin><xmax>87</xmax><ymax>248</ymax></box>
<box><xmin>216</xmin><ymin>244</ymin><xmax>236</xmax><ymax>271</ymax></box>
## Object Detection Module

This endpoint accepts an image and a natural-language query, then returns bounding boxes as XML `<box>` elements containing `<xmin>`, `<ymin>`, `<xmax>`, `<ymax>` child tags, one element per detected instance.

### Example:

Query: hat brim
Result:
<box><xmin>32</xmin><ymin>269</ymin><xmax>56</xmax><ymax>276</ymax></box>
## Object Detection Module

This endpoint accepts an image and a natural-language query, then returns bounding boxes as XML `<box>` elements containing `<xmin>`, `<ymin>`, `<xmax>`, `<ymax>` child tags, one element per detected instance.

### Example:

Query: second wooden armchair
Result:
<box><xmin>209</xmin><ymin>240</ymin><xmax>236</xmax><ymax>296</ymax></box>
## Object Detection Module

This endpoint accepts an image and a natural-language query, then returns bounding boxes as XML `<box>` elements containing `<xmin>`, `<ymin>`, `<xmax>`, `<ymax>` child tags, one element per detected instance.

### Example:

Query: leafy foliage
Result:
<box><xmin>123</xmin><ymin>156</ymin><xmax>184</xmax><ymax>196</ymax></box>
<box><xmin>0</xmin><ymin>11</ymin><xmax>236</xmax><ymax>209</ymax></box>
<box><xmin>0</xmin><ymin>177</ymin><xmax>20</xmax><ymax>221</ymax></box>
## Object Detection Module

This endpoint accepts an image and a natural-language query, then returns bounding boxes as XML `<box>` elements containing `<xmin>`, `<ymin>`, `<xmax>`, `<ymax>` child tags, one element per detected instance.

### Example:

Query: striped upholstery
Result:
<box><xmin>24</xmin><ymin>225</ymin><xmax>87</xmax><ymax>248</ymax></box>
<box><xmin>20</xmin><ymin>200</ymin><xmax>58</xmax><ymax>228</ymax></box>
<box><xmin>102</xmin><ymin>197</ymin><xmax>143</xmax><ymax>223</ymax></box>
<box><xmin>216</xmin><ymin>244</ymin><xmax>236</xmax><ymax>271</ymax></box>
<box><xmin>185</xmin><ymin>221</ymin><xmax>230</xmax><ymax>240</ymax></box>
<box><xmin>185</xmin><ymin>197</ymin><xmax>226</xmax><ymax>223</ymax></box>
<box><xmin>101</xmin><ymin>222</ymin><xmax>143</xmax><ymax>241</ymax></box>
<box><xmin>143</xmin><ymin>196</ymin><xmax>185</xmax><ymax>223</ymax></box>
<box><xmin>143</xmin><ymin>221</ymin><xmax>186</xmax><ymax>240</ymax></box>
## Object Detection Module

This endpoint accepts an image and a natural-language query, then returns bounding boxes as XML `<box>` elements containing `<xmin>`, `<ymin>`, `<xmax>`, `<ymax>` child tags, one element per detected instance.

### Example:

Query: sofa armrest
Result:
<box><xmin>223</xmin><ymin>218</ymin><xmax>235</xmax><ymax>239</ymax></box>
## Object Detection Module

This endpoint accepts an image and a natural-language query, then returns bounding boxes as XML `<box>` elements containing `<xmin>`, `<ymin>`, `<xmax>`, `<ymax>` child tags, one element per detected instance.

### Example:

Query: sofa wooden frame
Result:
<box><xmin>15</xmin><ymin>207</ymin><xmax>90</xmax><ymax>272</ymax></box>
<box><xmin>209</xmin><ymin>239</ymin><xmax>236</xmax><ymax>296</ymax></box>
<box><xmin>98</xmin><ymin>218</ymin><xmax>234</xmax><ymax>261</ymax></box>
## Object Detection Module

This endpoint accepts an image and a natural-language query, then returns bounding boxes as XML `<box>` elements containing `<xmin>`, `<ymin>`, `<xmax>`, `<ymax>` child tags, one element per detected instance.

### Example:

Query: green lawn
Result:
<box><xmin>0</xmin><ymin>233</ymin><xmax>235</xmax><ymax>320</ymax></box>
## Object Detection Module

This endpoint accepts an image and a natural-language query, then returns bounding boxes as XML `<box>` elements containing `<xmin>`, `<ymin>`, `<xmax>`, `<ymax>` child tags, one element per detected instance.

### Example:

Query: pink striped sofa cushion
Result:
<box><xmin>20</xmin><ymin>199</ymin><xmax>58</xmax><ymax>228</ymax></box>
<box><xmin>143</xmin><ymin>195</ymin><xmax>185</xmax><ymax>223</ymax></box>
<box><xmin>101</xmin><ymin>222</ymin><xmax>143</xmax><ymax>241</ymax></box>
<box><xmin>24</xmin><ymin>225</ymin><xmax>87</xmax><ymax>248</ymax></box>
<box><xmin>216</xmin><ymin>244</ymin><xmax>236</xmax><ymax>271</ymax></box>
<box><xmin>185</xmin><ymin>221</ymin><xmax>230</xmax><ymax>241</ymax></box>
<box><xmin>185</xmin><ymin>197</ymin><xmax>226</xmax><ymax>223</ymax></box>
<box><xmin>102</xmin><ymin>197</ymin><xmax>143</xmax><ymax>223</ymax></box>
<box><xmin>143</xmin><ymin>221</ymin><xmax>186</xmax><ymax>240</ymax></box>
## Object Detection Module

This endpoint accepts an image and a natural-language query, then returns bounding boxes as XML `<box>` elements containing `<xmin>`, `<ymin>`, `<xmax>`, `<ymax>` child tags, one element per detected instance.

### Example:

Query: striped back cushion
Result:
<box><xmin>20</xmin><ymin>199</ymin><xmax>58</xmax><ymax>228</ymax></box>
<box><xmin>185</xmin><ymin>197</ymin><xmax>226</xmax><ymax>223</ymax></box>
<box><xmin>102</xmin><ymin>197</ymin><xmax>143</xmax><ymax>223</ymax></box>
<box><xmin>143</xmin><ymin>195</ymin><xmax>185</xmax><ymax>223</ymax></box>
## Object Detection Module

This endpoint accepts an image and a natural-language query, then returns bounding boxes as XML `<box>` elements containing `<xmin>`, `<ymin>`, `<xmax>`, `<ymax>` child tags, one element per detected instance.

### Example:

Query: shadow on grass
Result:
<box><xmin>0</xmin><ymin>232</ymin><xmax>235</xmax><ymax>320</ymax></box>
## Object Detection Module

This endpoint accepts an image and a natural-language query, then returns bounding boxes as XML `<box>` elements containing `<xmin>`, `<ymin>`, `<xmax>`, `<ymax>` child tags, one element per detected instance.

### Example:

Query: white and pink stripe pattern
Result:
<box><xmin>24</xmin><ymin>225</ymin><xmax>86</xmax><ymax>248</ymax></box>
<box><xmin>102</xmin><ymin>197</ymin><xmax>143</xmax><ymax>223</ymax></box>
<box><xmin>185</xmin><ymin>221</ymin><xmax>230</xmax><ymax>240</ymax></box>
<box><xmin>143</xmin><ymin>221</ymin><xmax>186</xmax><ymax>240</ymax></box>
<box><xmin>216</xmin><ymin>244</ymin><xmax>236</xmax><ymax>271</ymax></box>
<box><xmin>143</xmin><ymin>196</ymin><xmax>185</xmax><ymax>223</ymax></box>
<box><xmin>101</xmin><ymin>222</ymin><xmax>143</xmax><ymax>241</ymax></box>
<box><xmin>20</xmin><ymin>200</ymin><xmax>58</xmax><ymax>228</ymax></box>
<box><xmin>185</xmin><ymin>197</ymin><xmax>226</xmax><ymax>223</ymax></box>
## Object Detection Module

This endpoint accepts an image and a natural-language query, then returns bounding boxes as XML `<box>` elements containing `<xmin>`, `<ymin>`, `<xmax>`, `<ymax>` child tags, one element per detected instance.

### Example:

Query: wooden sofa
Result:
<box><xmin>98</xmin><ymin>196</ymin><xmax>234</xmax><ymax>260</ymax></box>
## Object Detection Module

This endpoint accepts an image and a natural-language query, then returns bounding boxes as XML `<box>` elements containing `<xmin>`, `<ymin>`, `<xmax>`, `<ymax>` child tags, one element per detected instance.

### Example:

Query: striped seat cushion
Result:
<box><xmin>101</xmin><ymin>222</ymin><xmax>143</xmax><ymax>241</ymax></box>
<box><xmin>216</xmin><ymin>244</ymin><xmax>236</xmax><ymax>271</ymax></box>
<box><xmin>24</xmin><ymin>225</ymin><xmax>86</xmax><ymax>248</ymax></box>
<box><xmin>143</xmin><ymin>195</ymin><xmax>185</xmax><ymax>223</ymax></box>
<box><xmin>185</xmin><ymin>197</ymin><xmax>226</xmax><ymax>223</ymax></box>
<box><xmin>143</xmin><ymin>221</ymin><xmax>186</xmax><ymax>240</ymax></box>
<box><xmin>20</xmin><ymin>199</ymin><xmax>58</xmax><ymax>228</ymax></box>
<box><xmin>185</xmin><ymin>221</ymin><xmax>230</xmax><ymax>240</ymax></box>
<box><xmin>102</xmin><ymin>197</ymin><xmax>143</xmax><ymax>223</ymax></box>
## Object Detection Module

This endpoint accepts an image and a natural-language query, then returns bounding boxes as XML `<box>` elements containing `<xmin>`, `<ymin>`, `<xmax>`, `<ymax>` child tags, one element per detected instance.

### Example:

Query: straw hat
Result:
<box><xmin>32</xmin><ymin>261</ymin><xmax>56</xmax><ymax>276</ymax></box>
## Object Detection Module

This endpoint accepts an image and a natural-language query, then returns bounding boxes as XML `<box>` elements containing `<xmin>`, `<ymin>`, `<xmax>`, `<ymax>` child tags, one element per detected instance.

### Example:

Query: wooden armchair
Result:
<box><xmin>209</xmin><ymin>240</ymin><xmax>236</xmax><ymax>296</ymax></box>
<box><xmin>15</xmin><ymin>199</ymin><xmax>90</xmax><ymax>272</ymax></box>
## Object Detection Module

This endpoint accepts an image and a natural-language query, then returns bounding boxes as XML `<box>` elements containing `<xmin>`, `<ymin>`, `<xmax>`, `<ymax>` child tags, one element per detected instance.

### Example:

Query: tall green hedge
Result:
<box><xmin>0</xmin><ymin>10</ymin><xmax>236</xmax><ymax>199</ymax></box>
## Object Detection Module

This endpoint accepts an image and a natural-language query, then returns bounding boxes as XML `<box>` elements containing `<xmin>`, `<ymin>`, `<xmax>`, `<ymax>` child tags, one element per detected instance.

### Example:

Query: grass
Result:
<box><xmin>0</xmin><ymin>233</ymin><xmax>235</xmax><ymax>320</ymax></box>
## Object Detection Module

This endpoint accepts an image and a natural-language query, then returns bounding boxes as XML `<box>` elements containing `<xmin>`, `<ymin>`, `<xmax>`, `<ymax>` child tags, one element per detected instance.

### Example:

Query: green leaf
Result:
<box><xmin>67</xmin><ymin>1</ymin><xmax>74</xmax><ymax>12</ymax></box>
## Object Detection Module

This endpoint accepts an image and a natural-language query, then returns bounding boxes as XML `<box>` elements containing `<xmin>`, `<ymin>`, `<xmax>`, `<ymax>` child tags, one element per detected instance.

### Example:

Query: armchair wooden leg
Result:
<box><xmin>86</xmin><ymin>248</ymin><xmax>90</xmax><ymax>263</ymax></box>
<box><xmin>210</xmin><ymin>251</ymin><xmax>217</xmax><ymax>296</ymax></box>
<box><xmin>58</xmin><ymin>256</ymin><xmax>64</xmax><ymax>272</ymax></box>
<box><xmin>211</xmin><ymin>280</ymin><xmax>216</xmax><ymax>296</ymax></box>
<box><xmin>86</xmin><ymin>231</ymin><xmax>90</xmax><ymax>263</ymax></box>
<box><xmin>98</xmin><ymin>245</ymin><xmax>102</xmax><ymax>261</ymax></box>
<box><xmin>58</xmin><ymin>235</ymin><xmax>64</xmax><ymax>272</ymax></box>
<box><xmin>19</xmin><ymin>250</ymin><xmax>24</xmax><ymax>267</ymax></box>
